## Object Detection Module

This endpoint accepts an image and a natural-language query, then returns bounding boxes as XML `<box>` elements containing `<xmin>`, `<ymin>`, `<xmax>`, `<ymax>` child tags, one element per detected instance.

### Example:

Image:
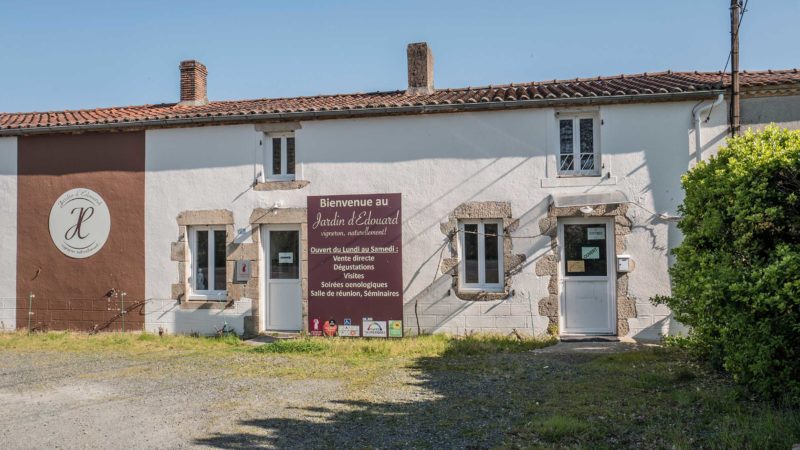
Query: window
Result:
<box><xmin>265</xmin><ymin>132</ymin><xmax>296</xmax><ymax>181</ymax></box>
<box><xmin>563</xmin><ymin>224</ymin><xmax>608</xmax><ymax>276</ymax></box>
<box><xmin>458</xmin><ymin>220</ymin><xmax>504</xmax><ymax>291</ymax></box>
<box><xmin>558</xmin><ymin>115</ymin><xmax>599</xmax><ymax>176</ymax></box>
<box><xmin>188</xmin><ymin>226</ymin><xmax>227</xmax><ymax>300</ymax></box>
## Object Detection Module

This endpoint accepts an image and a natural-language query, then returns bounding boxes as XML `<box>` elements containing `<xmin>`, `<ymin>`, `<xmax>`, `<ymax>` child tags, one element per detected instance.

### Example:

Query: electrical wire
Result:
<box><xmin>712</xmin><ymin>0</ymin><xmax>749</xmax><ymax>122</ymax></box>
<box><xmin>720</xmin><ymin>0</ymin><xmax>749</xmax><ymax>83</ymax></box>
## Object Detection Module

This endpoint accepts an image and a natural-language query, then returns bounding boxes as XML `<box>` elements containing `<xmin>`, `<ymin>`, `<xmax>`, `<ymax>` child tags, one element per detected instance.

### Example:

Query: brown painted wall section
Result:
<box><xmin>17</xmin><ymin>132</ymin><xmax>145</xmax><ymax>331</ymax></box>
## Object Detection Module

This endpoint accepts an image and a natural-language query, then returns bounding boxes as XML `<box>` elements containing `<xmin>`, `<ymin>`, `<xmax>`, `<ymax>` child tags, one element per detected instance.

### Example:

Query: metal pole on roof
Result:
<box><xmin>730</xmin><ymin>0</ymin><xmax>741</xmax><ymax>136</ymax></box>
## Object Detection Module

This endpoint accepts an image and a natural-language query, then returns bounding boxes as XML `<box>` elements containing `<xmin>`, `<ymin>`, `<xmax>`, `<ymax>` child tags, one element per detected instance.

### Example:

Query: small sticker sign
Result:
<box><xmin>388</xmin><ymin>320</ymin><xmax>403</xmax><ymax>338</ymax></box>
<box><xmin>323</xmin><ymin>319</ymin><xmax>338</xmax><ymax>337</ymax></box>
<box><xmin>567</xmin><ymin>260</ymin><xmax>585</xmax><ymax>272</ymax></box>
<box><xmin>338</xmin><ymin>325</ymin><xmax>360</xmax><ymax>337</ymax></box>
<box><xmin>343</xmin><ymin>318</ymin><xmax>352</xmax><ymax>326</ymax></box>
<box><xmin>581</xmin><ymin>247</ymin><xmax>600</xmax><ymax>260</ymax></box>
<box><xmin>587</xmin><ymin>227</ymin><xmax>605</xmax><ymax>240</ymax></box>
<box><xmin>310</xmin><ymin>318</ymin><xmax>323</xmax><ymax>336</ymax></box>
<box><xmin>278</xmin><ymin>252</ymin><xmax>294</xmax><ymax>264</ymax></box>
<box><xmin>234</xmin><ymin>260</ymin><xmax>251</xmax><ymax>283</ymax></box>
<box><xmin>362</xmin><ymin>320</ymin><xmax>387</xmax><ymax>338</ymax></box>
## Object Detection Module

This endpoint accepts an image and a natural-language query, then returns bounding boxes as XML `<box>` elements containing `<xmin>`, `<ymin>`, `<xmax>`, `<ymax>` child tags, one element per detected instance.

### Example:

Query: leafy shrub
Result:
<box><xmin>654</xmin><ymin>126</ymin><xmax>800</xmax><ymax>405</ymax></box>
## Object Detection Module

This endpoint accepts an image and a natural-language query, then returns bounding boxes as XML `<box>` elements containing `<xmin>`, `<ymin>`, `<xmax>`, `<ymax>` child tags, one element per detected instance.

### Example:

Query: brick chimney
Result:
<box><xmin>178</xmin><ymin>60</ymin><xmax>208</xmax><ymax>106</ymax></box>
<box><xmin>407</xmin><ymin>42</ymin><xmax>434</xmax><ymax>95</ymax></box>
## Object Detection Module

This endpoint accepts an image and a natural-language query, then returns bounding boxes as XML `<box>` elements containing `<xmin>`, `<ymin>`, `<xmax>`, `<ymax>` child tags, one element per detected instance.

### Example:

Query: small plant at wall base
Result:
<box><xmin>653</xmin><ymin>125</ymin><xmax>800</xmax><ymax>406</ymax></box>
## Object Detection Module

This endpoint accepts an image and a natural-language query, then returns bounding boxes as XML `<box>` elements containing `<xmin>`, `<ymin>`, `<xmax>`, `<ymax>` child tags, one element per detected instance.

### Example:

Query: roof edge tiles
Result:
<box><xmin>2</xmin><ymin>69</ymin><xmax>799</xmax><ymax>136</ymax></box>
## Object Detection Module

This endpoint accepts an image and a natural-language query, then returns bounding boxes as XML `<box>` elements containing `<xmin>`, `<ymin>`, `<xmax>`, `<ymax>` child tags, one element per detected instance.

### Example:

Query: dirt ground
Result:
<box><xmin>0</xmin><ymin>340</ymin><xmax>623</xmax><ymax>449</ymax></box>
<box><xmin>1</xmin><ymin>337</ymin><xmax>797</xmax><ymax>449</ymax></box>
<box><xmin>0</xmin><ymin>349</ymin><xmax>403</xmax><ymax>449</ymax></box>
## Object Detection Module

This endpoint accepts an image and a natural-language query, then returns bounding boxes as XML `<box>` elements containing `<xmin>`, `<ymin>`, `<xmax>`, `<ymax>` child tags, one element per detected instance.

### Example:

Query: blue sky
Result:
<box><xmin>1</xmin><ymin>0</ymin><xmax>798</xmax><ymax>112</ymax></box>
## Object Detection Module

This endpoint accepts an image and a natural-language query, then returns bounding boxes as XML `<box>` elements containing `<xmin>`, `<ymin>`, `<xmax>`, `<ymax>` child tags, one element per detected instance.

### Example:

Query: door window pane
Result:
<box><xmin>214</xmin><ymin>230</ymin><xmax>227</xmax><ymax>291</ymax></box>
<box><xmin>484</xmin><ymin>223</ymin><xmax>499</xmax><ymax>284</ymax></box>
<box><xmin>195</xmin><ymin>230</ymin><xmax>209</xmax><ymax>290</ymax></box>
<box><xmin>272</xmin><ymin>138</ymin><xmax>282</xmax><ymax>175</ymax></box>
<box><xmin>463</xmin><ymin>224</ymin><xmax>479</xmax><ymax>283</ymax></box>
<box><xmin>564</xmin><ymin>224</ymin><xmax>607</xmax><ymax>276</ymax></box>
<box><xmin>270</xmin><ymin>230</ymin><xmax>299</xmax><ymax>279</ymax></box>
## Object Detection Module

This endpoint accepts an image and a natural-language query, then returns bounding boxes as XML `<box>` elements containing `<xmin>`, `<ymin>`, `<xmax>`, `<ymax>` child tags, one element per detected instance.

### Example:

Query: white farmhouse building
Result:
<box><xmin>1</xmin><ymin>43</ymin><xmax>798</xmax><ymax>340</ymax></box>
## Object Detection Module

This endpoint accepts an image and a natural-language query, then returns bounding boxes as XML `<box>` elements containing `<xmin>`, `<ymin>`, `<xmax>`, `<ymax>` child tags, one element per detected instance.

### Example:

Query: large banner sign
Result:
<box><xmin>307</xmin><ymin>193</ymin><xmax>403</xmax><ymax>337</ymax></box>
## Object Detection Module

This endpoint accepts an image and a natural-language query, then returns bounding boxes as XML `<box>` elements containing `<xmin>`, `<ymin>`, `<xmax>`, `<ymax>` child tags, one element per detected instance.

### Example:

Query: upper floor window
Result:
<box><xmin>266</xmin><ymin>132</ymin><xmax>295</xmax><ymax>181</ymax></box>
<box><xmin>558</xmin><ymin>115</ymin><xmax>599</xmax><ymax>176</ymax></box>
<box><xmin>458</xmin><ymin>220</ymin><xmax>504</xmax><ymax>291</ymax></box>
<box><xmin>188</xmin><ymin>226</ymin><xmax>227</xmax><ymax>300</ymax></box>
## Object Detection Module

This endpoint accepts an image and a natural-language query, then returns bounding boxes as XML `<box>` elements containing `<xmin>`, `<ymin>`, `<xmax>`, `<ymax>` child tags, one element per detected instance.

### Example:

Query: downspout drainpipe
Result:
<box><xmin>692</xmin><ymin>94</ymin><xmax>724</xmax><ymax>163</ymax></box>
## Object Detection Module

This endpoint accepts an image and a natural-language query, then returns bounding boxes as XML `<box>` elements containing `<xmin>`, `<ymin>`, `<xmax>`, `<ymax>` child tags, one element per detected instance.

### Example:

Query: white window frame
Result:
<box><xmin>557</xmin><ymin>113</ymin><xmax>600</xmax><ymax>177</ymax></box>
<box><xmin>458</xmin><ymin>220</ymin><xmax>504</xmax><ymax>292</ymax></box>
<box><xmin>263</xmin><ymin>132</ymin><xmax>296</xmax><ymax>181</ymax></box>
<box><xmin>187</xmin><ymin>225</ymin><xmax>227</xmax><ymax>300</ymax></box>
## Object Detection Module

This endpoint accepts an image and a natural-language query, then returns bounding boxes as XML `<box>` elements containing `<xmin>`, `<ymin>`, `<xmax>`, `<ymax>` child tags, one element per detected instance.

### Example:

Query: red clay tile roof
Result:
<box><xmin>2</xmin><ymin>69</ymin><xmax>799</xmax><ymax>134</ymax></box>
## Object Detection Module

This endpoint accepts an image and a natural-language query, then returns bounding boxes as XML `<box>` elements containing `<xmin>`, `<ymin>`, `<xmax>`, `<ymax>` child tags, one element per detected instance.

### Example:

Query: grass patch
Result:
<box><xmin>0</xmin><ymin>330</ymin><xmax>245</xmax><ymax>356</ymax></box>
<box><xmin>250</xmin><ymin>333</ymin><xmax>554</xmax><ymax>358</ymax></box>
<box><xmin>252</xmin><ymin>338</ymin><xmax>329</xmax><ymax>354</ymax></box>
<box><xmin>502</xmin><ymin>347</ymin><xmax>800</xmax><ymax>449</ymax></box>
<box><xmin>531</xmin><ymin>414</ymin><xmax>592</xmax><ymax>441</ymax></box>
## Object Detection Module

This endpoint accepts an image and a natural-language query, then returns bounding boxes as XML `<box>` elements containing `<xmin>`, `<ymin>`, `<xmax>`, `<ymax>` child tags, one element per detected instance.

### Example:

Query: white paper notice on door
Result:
<box><xmin>587</xmin><ymin>227</ymin><xmax>605</xmax><ymax>240</ymax></box>
<box><xmin>581</xmin><ymin>246</ymin><xmax>600</xmax><ymax>260</ymax></box>
<box><xmin>278</xmin><ymin>252</ymin><xmax>294</xmax><ymax>264</ymax></box>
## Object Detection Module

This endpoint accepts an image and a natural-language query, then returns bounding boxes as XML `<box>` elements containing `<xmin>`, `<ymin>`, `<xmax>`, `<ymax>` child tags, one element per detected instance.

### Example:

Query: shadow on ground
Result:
<box><xmin>193</xmin><ymin>342</ymin><xmax>605</xmax><ymax>449</ymax></box>
<box><xmin>193</xmin><ymin>340</ymin><xmax>800</xmax><ymax>449</ymax></box>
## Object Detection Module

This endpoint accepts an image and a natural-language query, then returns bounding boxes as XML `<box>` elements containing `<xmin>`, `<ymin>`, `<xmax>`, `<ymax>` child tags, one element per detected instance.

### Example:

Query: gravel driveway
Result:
<box><xmin>0</xmin><ymin>340</ymin><xmax>643</xmax><ymax>449</ymax></box>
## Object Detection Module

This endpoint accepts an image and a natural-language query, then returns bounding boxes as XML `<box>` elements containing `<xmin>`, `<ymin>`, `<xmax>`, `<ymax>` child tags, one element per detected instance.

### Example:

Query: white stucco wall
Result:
<box><xmin>145</xmin><ymin>125</ymin><xmax>262</xmax><ymax>335</ymax></box>
<box><xmin>742</xmin><ymin>94</ymin><xmax>800</xmax><ymax>131</ymax></box>
<box><xmin>144</xmin><ymin>100</ymin><xmax>729</xmax><ymax>339</ymax></box>
<box><xmin>0</xmin><ymin>137</ymin><xmax>17</xmax><ymax>331</ymax></box>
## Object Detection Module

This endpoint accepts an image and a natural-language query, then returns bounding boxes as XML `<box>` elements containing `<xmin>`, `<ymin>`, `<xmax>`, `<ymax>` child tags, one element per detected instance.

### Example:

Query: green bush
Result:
<box><xmin>654</xmin><ymin>126</ymin><xmax>800</xmax><ymax>405</ymax></box>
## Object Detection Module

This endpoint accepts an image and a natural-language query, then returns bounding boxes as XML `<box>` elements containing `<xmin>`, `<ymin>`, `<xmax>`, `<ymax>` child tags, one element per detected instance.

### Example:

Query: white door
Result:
<box><xmin>558</xmin><ymin>218</ymin><xmax>615</xmax><ymax>335</ymax></box>
<box><xmin>260</xmin><ymin>225</ymin><xmax>302</xmax><ymax>331</ymax></box>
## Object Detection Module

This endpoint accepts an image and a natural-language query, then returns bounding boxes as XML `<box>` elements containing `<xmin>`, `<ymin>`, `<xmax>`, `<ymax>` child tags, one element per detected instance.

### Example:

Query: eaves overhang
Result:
<box><xmin>0</xmin><ymin>89</ymin><xmax>724</xmax><ymax>137</ymax></box>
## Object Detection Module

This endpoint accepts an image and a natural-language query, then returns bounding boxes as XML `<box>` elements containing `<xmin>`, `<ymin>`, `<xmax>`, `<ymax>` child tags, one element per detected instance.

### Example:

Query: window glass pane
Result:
<box><xmin>214</xmin><ymin>230</ymin><xmax>227</xmax><ymax>291</ymax></box>
<box><xmin>564</xmin><ymin>224</ymin><xmax>607</xmax><ymax>276</ymax></box>
<box><xmin>484</xmin><ymin>223</ymin><xmax>500</xmax><ymax>284</ymax></box>
<box><xmin>286</xmin><ymin>137</ymin><xmax>295</xmax><ymax>175</ymax></box>
<box><xmin>272</xmin><ymin>138</ymin><xmax>282</xmax><ymax>175</ymax></box>
<box><xmin>559</xmin><ymin>119</ymin><xmax>573</xmax><ymax>155</ymax></box>
<box><xmin>579</xmin><ymin>118</ymin><xmax>595</xmax><ymax>171</ymax></box>
<box><xmin>580</xmin><ymin>153</ymin><xmax>595</xmax><ymax>171</ymax></box>
<box><xmin>560</xmin><ymin>154</ymin><xmax>574</xmax><ymax>171</ymax></box>
<box><xmin>270</xmin><ymin>230</ymin><xmax>299</xmax><ymax>279</ymax></box>
<box><xmin>463</xmin><ymin>224</ymin><xmax>479</xmax><ymax>284</ymax></box>
<box><xmin>195</xmin><ymin>230</ymin><xmax>209</xmax><ymax>290</ymax></box>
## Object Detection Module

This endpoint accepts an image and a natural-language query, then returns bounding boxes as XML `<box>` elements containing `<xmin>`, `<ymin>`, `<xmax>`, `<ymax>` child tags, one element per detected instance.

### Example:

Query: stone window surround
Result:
<box><xmin>171</xmin><ymin>210</ymin><xmax>260</xmax><ymax>310</ymax></box>
<box><xmin>254</xmin><ymin>122</ymin><xmax>310</xmax><ymax>192</ymax></box>
<box><xmin>535</xmin><ymin>203</ymin><xmax>637</xmax><ymax>336</ymax></box>
<box><xmin>248</xmin><ymin>207</ymin><xmax>309</xmax><ymax>335</ymax></box>
<box><xmin>439</xmin><ymin>202</ymin><xmax>526</xmax><ymax>301</ymax></box>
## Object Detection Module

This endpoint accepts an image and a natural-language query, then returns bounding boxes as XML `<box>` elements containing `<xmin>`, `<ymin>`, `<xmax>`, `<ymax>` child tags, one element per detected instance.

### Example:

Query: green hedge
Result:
<box><xmin>654</xmin><ymin>126</ymin><xmax>800</xmax><ymax>405</ymax></box>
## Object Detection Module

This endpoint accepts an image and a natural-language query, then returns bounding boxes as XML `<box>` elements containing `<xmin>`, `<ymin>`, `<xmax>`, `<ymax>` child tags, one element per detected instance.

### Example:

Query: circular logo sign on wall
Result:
<box><xmin>49</xmin><ymin>188</ymin><xmax>111</xmax><ymax>259</ymax></box>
